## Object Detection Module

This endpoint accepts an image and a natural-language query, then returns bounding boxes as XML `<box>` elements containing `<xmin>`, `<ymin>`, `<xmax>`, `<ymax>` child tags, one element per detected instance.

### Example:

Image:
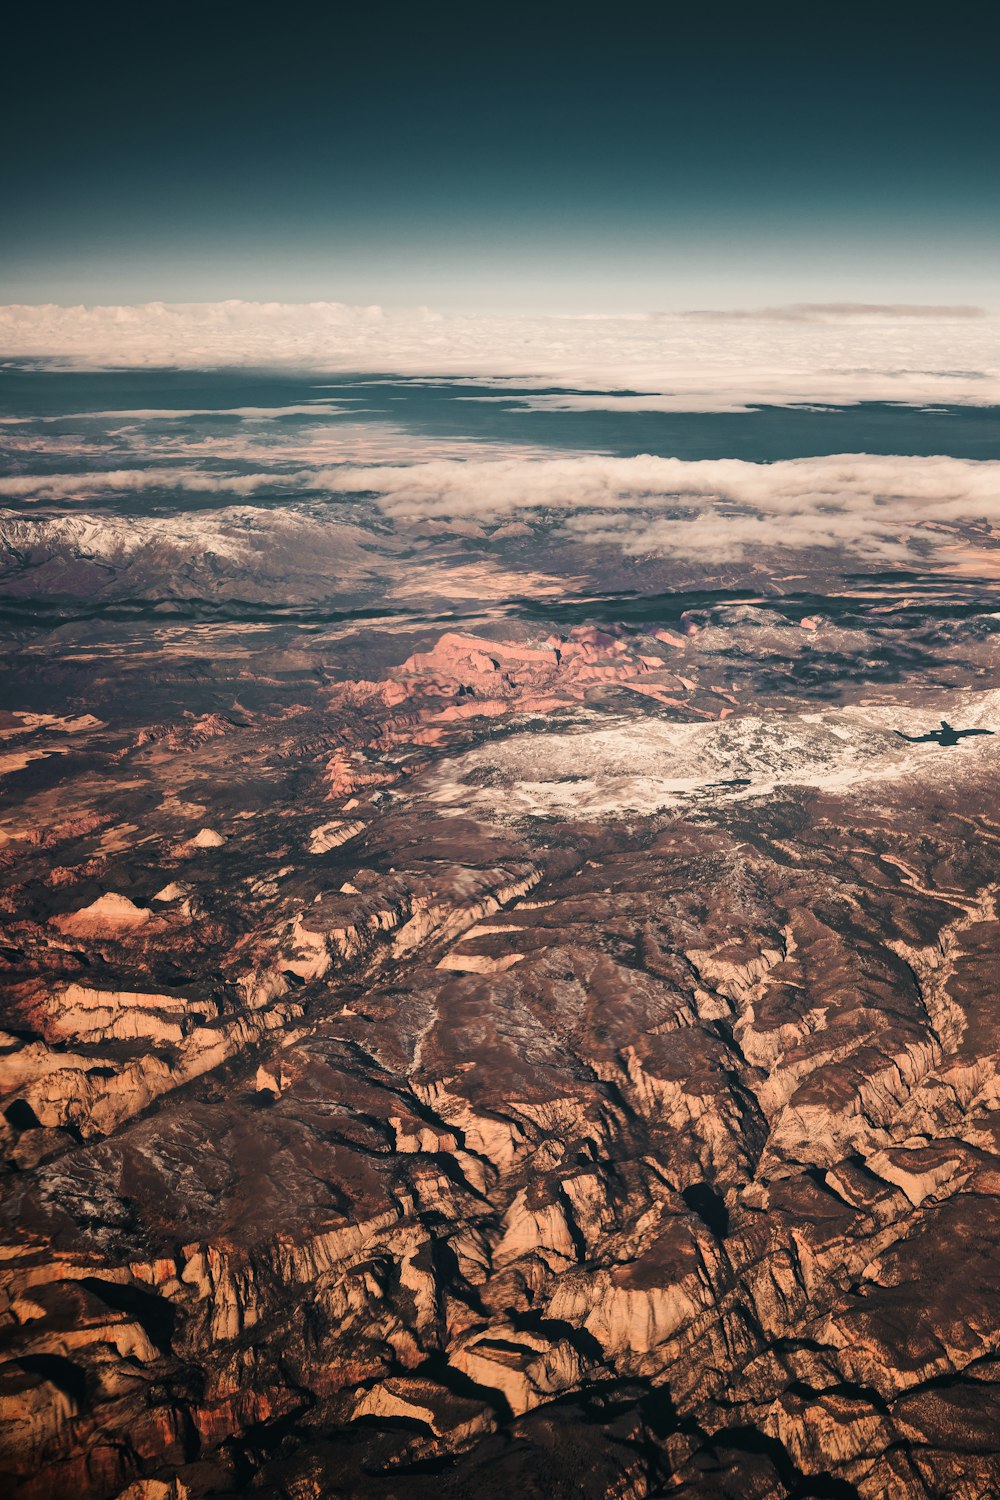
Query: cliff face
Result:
<box><xmin>2</xmin><ymin>607</ymin><xmax>1000</xmax><ymax>1499</ymax></box>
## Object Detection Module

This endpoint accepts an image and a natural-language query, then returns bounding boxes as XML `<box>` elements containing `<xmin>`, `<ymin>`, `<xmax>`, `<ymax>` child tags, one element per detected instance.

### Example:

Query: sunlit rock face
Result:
<box><xmin>2</xmin><ymin>369</ymin><xmax>1000</xmax><ymax>1499</ymax></box>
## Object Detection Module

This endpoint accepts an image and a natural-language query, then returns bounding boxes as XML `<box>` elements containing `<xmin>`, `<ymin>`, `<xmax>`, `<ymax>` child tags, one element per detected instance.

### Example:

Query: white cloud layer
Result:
<box><xmin>677</xmin><ymin>303</ymin><xmax>987</xmax><ymax>323</ymax></box>
<box><xmin>5</xmin><ymin>453</ymin><xmax>997</xmax><ymax>563</ymax></box>
<box><xmin>327</xmin><ymin>452</ymin><xmax>1000</xmax><ymax>561</ymax></box>
<box><xmin>326</xmin><ymin>451</ymin><xmax>998</xmax><ymax>514</ymax></box>
<box><xmin>1</xmin><ymin>301</ymin><xmax>998</xmax><ymax>412</ymax></box>
<box><xmin>0</xmin><ymin>402</ymin><xmax>355</xmax><ymax>425</ymax></box>
<box><xmin>0</xmin><ymin>468</ymin><xmax>279</xmax><ymax>499</ymax></box>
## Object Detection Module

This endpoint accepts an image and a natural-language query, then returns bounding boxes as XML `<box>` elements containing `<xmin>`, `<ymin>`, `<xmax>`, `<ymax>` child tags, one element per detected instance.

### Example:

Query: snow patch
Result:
<box><xmin>422</xmin><ymin>692</ymin><xmax>1000</xmax><ymax>821</ymax></box>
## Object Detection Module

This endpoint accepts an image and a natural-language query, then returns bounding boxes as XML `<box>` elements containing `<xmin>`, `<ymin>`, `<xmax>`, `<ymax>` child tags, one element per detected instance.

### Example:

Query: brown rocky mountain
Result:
<box><xmin>2</xmin><ymin>590</ymin><xmax>999</xmax><ymax>1499</ymax></box>
<box><xmin>2</xmin><ymin>373</ymin><xmax>1000</xmax><ymax>1498</ymax></box>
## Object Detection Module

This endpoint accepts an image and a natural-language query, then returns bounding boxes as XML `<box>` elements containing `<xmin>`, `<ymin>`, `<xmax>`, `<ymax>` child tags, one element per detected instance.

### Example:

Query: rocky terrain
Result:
<box><xmin>1</xmin><ymin>370</ymin><xmax>999</xmax><ymax>1498</ymax></box>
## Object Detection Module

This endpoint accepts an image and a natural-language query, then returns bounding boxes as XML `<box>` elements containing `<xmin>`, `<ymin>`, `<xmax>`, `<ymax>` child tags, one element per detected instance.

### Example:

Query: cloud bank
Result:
<box><xmin>677</xmin><ymin>303</ymin><xmax>988</xmax><ymax>323</ymax></box>
<box><xmin>331</xmin><ymin>452</ymin><xmax>1000</xmax><ymax>561</ymax></box>
<box><xmin>1</xmin><ymin>301</ymin><xmax>998</xmax><ymax>412</ymax></box>
<box><xmin>6</xmin><ymin>453</ymin><xmax>997</xmax><ymax>563</ymax></box>
<box><xmin>327</xmin><ymin>451</ymin><xmax>998</xmax><ymax>514</ymax></box>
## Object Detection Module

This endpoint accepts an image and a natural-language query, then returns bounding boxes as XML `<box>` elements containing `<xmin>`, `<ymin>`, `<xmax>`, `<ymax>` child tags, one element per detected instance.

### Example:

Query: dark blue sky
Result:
<box><xmin>4</xmin><ymin>0</ymin><xmax>998</xmax><ymax>309</ymax></box>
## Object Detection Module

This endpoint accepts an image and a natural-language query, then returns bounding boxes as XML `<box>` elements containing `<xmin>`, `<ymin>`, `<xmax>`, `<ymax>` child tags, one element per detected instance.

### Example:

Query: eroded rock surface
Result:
<box><xmin>2</xmin><ymin>452</ymin><xmax>1000</xmax><ymax>1500</ymax></box>
<box><xmin>1</xmin><ymin>600</ymin><xmax>998</xmax><ymax>1498</ymax></box>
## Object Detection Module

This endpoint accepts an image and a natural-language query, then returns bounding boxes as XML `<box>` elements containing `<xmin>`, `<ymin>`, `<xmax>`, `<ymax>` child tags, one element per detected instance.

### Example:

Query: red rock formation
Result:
<box><xmin>2</xmin><ymin>604</ymin><xmax>999</xmax><ymax>1498</ymax></box>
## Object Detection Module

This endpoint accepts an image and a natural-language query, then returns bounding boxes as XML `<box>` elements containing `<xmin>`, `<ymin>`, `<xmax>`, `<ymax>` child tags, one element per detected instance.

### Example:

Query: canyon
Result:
<box><xmin>2</xmin><ymin>369</ymin><xmax>999</xmax><ymax>1497</ymax></box>
<box><xmin>2</xmin><ymin>594</ymin><xmax>999</xmax><ymax>1498</ymax></box>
